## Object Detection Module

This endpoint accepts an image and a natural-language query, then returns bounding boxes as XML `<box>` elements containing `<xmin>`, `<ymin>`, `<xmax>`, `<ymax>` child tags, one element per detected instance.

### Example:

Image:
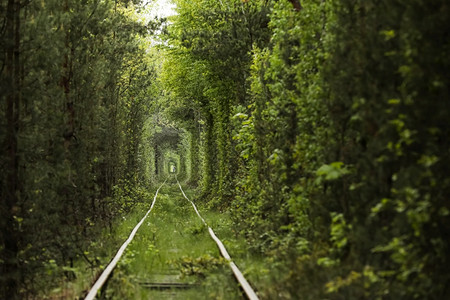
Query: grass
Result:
<box><xmin>38</xmin><ymin>179</ymin><xmax>280</xmax><ymax>300</ymax></box>
<box><xmin>179</xmin><ymin>183</ymin><xmax>276</xmax><ymax>300</ymax></box>
<box><xmin>101</xmin><ymin>183</ymin><xmax>244</xmax><ymax>299</ymax></box>
<box><xmin>47</xmin><ymin>180</ymin><xmax>268</xmax><ymax>299</ymax></box>
<box><xmin>188</xmin><ymin>199</ymin><xmax>272</xmax><ymax>299</ymax></box>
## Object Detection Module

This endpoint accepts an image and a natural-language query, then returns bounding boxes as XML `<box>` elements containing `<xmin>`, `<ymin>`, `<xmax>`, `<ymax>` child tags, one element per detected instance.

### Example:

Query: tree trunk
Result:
<box><xmin>202</xmin><ymin>111</ymin><xmax>215</xmax><ymax>195</ymax></box>
<box><xmin>189</xmin><ymin>126</ymin><xmax>200</xmax><ymax>185</ymax></box>
<box><xmin>2</xmin><ymin>0</ymin><xmax>21</xmax><ymax>298</ymax></box>
<box><xmin>62</xmin><ymin>0</ymin><xmax>74</xmax><ymax>151</ymax></box>
<box><xmin>154</xmin><ymin>143</ymin><xmax>159</xmax><ymax>175</ymax></box>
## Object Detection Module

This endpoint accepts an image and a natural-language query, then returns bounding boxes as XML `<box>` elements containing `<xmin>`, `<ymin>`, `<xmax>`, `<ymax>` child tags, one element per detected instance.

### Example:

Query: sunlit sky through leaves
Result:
<box><xmin>140</xmin><ymin>0</ymin><xmax>176</xmax><ymax>47</ymax></box>
<box><xmin>144</xmin><ymin>0</ymin><xmax>176</xmax><ymax>19</ymax></box>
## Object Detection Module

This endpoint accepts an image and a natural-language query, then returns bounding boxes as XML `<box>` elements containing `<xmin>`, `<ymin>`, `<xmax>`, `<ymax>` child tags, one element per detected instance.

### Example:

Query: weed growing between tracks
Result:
<box><xmin>102</xmin><ymin>183</ymin><xmax>243</xmax><ymax>299</ymax></box>
<box><xmin>58</xmin><ymin>182</ymin><xmax>266</xmax><ymax>299</ymax></box>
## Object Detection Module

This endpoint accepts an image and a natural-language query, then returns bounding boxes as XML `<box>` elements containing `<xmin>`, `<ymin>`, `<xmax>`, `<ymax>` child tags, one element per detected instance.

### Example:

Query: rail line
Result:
<box><xmin>84</xmin><ymin>180</ymin><xmax>166</xmax><ymax>300</ymax></box>
<box><xmin>176</xmin><ymin>178</ymin><xmax>259</xmax><ymax>300</ymax></box>
<box><xmin>84</xmin><ymin>178</ymin><xmax>259</xmax><ymax>300</ymax></box>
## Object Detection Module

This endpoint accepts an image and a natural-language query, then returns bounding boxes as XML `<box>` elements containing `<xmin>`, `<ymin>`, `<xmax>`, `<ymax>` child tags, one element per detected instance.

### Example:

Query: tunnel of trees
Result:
<box><xmin>1</xmin><ymin>0</ymin><xmax>449</xmax><ymax>298</ymax></box>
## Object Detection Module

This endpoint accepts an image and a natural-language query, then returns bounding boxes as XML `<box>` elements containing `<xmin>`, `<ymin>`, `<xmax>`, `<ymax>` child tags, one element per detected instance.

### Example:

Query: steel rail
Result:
<box><xmin>176</xmin><ymin>178</ymin><xmax>259</xmax><ymax>300</ymax></box>
<box><xmin>84</xmin><ymin>179</ymin><xmax>167</xmax><ymax>300</ymax></box>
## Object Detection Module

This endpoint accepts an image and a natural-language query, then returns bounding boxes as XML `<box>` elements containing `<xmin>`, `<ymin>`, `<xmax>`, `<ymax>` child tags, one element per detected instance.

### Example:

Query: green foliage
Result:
<box><xmin>0</xmin><ymin>0</ymin><xmax>156</xmax><ymax>297</ymax></box>
<box><xmin>318</xmin><ymin>1</ymin><xmax>450</xmax><ymax>298</ymax></box>
<box><xmin>316</xmin><ymin>162</ymin><xmax>351</xmax><ymax>182</ymax></box>
<box><xmin>162</xmin><ymin>0</ymin><xmax>272</xmax><ymax>203</ymax></box>
<box><xmin>160</xmin><ymin>0</ymin><xmax>450</xmax><ymax>298</ymax></box>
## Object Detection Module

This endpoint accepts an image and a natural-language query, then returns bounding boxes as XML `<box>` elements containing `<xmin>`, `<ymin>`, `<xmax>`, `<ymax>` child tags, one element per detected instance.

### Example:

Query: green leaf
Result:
<box><xmin>316</xmin><ymin>162</ymin><xmax>350</xmax><ymax>181</ymax></box>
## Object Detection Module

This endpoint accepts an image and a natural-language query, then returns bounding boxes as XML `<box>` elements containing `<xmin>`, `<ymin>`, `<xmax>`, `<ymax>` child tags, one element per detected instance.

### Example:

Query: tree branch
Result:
<box><xmin>288</xmin><ymin>0</ymin><xmax>302</xmax><ymax>11</ymax></box>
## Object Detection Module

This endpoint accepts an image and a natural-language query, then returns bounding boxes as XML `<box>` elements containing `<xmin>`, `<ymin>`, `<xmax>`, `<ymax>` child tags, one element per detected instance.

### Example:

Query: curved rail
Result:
<box><xmin>84</xmin><ymin>180</ymin><xmax>166</xmax><ymax>300</ymax></box>
<box><xmin>176</xmin><ymin>178</ymin><xmax>259</xmax><ymax>300</ymax></box>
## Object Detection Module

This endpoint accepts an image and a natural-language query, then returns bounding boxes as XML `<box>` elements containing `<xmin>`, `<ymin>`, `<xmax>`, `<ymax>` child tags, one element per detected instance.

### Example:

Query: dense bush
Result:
<box><xmin>165</xmin><ymin>0</ymin><xmax>450</xmax><ymax>298</ymax></box>
<box><xmin>0</xmin><ymin>0</ymin><xmax>155</xmax><ymax>297</ymax></box>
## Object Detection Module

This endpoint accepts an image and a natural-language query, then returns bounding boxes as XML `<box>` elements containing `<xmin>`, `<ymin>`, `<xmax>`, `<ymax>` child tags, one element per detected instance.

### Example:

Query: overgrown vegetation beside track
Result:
<box><xmin>0</xmin><ymin>0</ymin><xmax>159</xmax><ymax>296</ymax></box>
<box><xmin>162</xmin><ymin>0</ymin><xmax>450</xmax><ymax>298</ymax></box>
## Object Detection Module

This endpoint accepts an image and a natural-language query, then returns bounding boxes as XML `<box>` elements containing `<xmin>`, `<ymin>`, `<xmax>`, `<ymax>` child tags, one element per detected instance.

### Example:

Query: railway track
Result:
<box><xmin>84</xmin><ymin>178</ymin><xmax>259</xmax><ymax>300</ymax></box>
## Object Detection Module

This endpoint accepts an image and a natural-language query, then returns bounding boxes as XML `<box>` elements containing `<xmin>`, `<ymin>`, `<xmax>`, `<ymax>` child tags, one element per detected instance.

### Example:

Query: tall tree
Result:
<box><xmin>1</xmin><ymin>0</ymin><xmax>22</xmax><ymax>297</ymax></box>
<box><xmin>1</xmin><ymin>0</ymin><xmax>156</xmax><ymax>296</ymax></box>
